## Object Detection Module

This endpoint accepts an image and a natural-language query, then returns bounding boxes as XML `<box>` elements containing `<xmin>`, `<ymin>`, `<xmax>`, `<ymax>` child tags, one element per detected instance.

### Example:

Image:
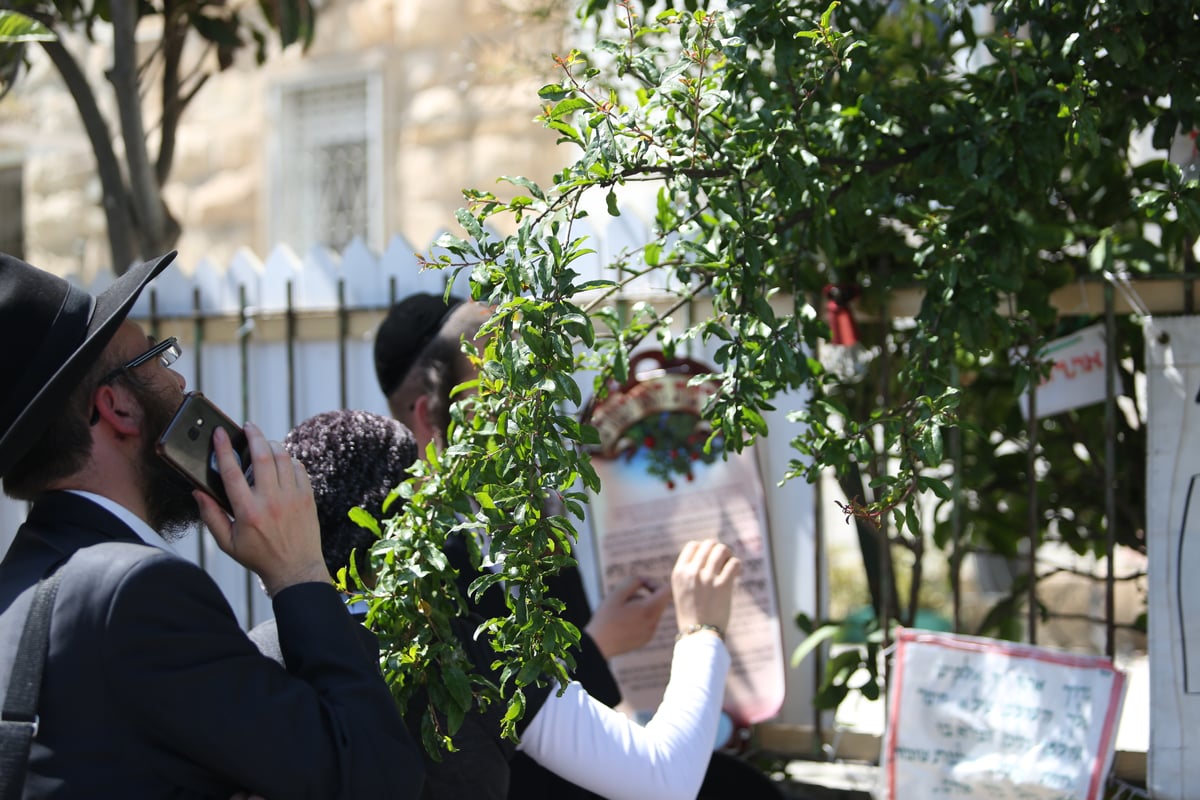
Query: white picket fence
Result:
<box><xmin>1</xmin><ymin>222</ymin><xmax>821</xmax><ymax>724</ymax></box>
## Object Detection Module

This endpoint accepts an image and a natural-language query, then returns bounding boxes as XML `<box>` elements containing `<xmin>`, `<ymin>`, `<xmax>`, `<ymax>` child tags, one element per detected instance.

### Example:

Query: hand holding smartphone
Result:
<box><xmin>156</xmin><ymin>391</ymin><xmax>253</xmax><ymax>514</ymax></box>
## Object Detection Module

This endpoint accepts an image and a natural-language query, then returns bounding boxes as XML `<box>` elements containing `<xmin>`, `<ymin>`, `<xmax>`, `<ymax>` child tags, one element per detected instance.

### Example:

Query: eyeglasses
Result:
<box><xmin>89</xmin><ymin>337</ymin><xmax>183</xmax><ymax>426</ymax></box>
<box><xmin>97</xmin><ymin>337</ymin><xmax>182</xmax><ymax>387</ymax></box>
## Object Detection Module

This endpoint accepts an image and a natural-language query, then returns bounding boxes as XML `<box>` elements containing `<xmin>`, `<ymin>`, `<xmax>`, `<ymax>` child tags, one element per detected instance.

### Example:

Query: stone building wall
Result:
<box><xmin>0</xmin><ymin>0</ymin><xmax>571</xmax><ymax>280</ymax></box>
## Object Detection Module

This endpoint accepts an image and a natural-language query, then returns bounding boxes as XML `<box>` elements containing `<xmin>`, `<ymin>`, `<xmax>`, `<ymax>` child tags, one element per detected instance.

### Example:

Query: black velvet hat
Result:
<box><xmin>0</xmin><ymin>251</ymin><xmax>177</xmax><ymax>478</ymax></box>
<box><xmin>373</xmin><ymin>292</ymin><xmax>464</xmax><ymax>398</ymax></box>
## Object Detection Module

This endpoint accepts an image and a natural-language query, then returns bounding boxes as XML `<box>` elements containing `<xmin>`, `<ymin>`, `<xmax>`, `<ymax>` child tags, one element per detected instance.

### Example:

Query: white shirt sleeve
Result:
<box><xmin>516</xmin><ymin>632</ymin><xmax>730</xmax><ymax>800</ymax></box>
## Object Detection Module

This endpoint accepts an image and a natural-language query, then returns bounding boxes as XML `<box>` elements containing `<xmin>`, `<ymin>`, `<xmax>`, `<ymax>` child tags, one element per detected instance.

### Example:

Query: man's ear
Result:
<box><xmin>410</xmin><ymin>393</ymin><xmax>439</xmax><ymax>451</ymax></box>
<box><xmin>92</xmin><ymin>383</ymin><xmax>141</xmax><ymax>437</ymax></box>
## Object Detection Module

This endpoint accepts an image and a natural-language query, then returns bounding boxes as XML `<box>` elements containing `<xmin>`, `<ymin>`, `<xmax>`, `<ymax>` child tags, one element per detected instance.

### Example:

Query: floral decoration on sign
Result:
<box><xmin>585</xmin><ymin>351</ymin><xmax>724</xmax><ymax>489</ymax></box>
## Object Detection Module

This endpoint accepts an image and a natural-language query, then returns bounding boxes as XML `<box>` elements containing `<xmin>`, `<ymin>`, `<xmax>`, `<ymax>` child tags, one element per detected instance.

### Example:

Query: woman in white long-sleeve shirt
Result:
<box><xmin>260</xmin><ymin>409</ymin><xmax>741</xmax><ymax>800</ymax></box>
<box><xmin>518</xmin><ymin>539</ymin><xmax>738</xmax><ymax>800</ymax></box>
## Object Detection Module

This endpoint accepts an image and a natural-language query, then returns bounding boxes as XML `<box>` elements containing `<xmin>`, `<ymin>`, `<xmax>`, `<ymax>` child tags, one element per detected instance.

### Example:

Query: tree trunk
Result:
<box><xmin>107</xmin><ymin>0</ymin><xmax>179</xmax><ymax>263</ymax></box>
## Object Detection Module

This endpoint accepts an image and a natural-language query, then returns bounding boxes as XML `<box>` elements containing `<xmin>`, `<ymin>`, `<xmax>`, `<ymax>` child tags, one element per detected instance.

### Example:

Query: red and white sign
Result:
<box><xmin>1018</xmin><ymin>324</ymin><xmax>1110</xmax><ymax>419</ymax></box>
<box><xmin>882</xmin><ymin>628</ymin><xmax>1126</xmax><ymax>800</ymax></box>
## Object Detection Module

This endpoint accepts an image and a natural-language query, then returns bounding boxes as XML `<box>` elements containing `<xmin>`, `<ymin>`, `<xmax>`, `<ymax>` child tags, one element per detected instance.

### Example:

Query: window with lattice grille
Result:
<box><xmin>272</xmin><ymin>74</ymin><xmax>382</xmax><ymax>252</ymax></box>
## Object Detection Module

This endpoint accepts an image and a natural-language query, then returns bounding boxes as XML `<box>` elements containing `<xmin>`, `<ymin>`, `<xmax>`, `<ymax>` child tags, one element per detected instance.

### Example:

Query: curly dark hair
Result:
<box><xmin>283</xmin><ymin>410</ymin><xmax>418</xmax><ymax>580</ymax></box>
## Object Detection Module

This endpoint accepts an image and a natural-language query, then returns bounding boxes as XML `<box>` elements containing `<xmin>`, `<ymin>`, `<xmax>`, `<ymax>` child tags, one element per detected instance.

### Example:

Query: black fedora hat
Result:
<box><xmin>373</xmin><ymin>291</ymin><xmax>464</xmax><ymax>397</ymax></box>
<box><xmin>0</xmin><ymin>251</ymin><xmax>177</xmax><ymax>478</ymax></box>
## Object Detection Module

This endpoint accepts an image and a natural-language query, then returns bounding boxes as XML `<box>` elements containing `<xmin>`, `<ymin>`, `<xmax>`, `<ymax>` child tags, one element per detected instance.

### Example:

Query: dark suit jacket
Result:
<box><xmin>443</xmin><ymin>532</ymin><xmax>616</xmax><ymax>800</ymax></box>
<box><xmin>252</xmin><ymin>612</ymin><xmax>544</xmax><ymax>800</ymax></box>
<box><xmin>0</xmin><ymin>491</ymin><xmax>423</xmax><ymax>799</ymax></box>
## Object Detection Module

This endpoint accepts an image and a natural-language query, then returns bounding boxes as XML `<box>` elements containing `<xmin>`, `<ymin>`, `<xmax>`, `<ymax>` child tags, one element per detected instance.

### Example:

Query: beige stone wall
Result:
<box><xmin>0</xmin><ymin>0</ymin><xmax>572</xmax><ymax>280</ymax></box>
<box><xmin>0</xmin><ymin>29</ymin><xmax>115</xmax><ymax>279</ymax></box>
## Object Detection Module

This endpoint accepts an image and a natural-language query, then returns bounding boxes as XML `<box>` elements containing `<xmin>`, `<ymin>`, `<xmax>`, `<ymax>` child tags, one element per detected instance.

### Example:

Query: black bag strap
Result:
<box><xmin>0</xmin><ymin>568</ymin><xmax>65</xmax><ymax>800</ymax></box>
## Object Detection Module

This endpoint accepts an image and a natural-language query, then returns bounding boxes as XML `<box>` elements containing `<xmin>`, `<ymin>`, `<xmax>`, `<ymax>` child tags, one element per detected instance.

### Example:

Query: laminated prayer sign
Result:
<box><xmin>880</xmin><ymin>629</ymin><xmax>1126</xmax><ymax>800</ymax></box>
<box><xmin>584</xmin><ymin>352</ymin><xmax>786</xmax><ymax>725</ymax></box>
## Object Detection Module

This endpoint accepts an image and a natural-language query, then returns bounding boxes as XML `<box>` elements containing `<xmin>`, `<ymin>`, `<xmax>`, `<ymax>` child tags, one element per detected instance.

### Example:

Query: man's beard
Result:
<box><xmin>127</xmin><ymin>378</ymin><xmax>202</xmax><ymax>540</ymax></box>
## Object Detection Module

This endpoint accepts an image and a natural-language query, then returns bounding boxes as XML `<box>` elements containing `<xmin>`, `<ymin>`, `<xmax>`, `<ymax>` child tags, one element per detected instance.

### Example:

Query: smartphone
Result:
<box><xmin>156</xmin><ymin>391</ymin><xmax>253</xmax><ymax>514</ymax></box>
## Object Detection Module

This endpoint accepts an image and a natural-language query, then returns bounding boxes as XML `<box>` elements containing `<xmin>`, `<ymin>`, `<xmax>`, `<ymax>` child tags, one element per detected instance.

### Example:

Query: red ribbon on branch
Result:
<box><xmin>823</xmin><ymin>284</ymin><xmax>861</xmax><ymax>346</ymax></box>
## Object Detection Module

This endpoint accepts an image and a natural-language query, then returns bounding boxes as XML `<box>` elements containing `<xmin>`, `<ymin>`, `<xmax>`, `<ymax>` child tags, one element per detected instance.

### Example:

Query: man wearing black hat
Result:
<box><xmin>0</xmin><ymin>252</ymin><xmax>422</xmax><ymax>798</ymax></box>
<box><xmin>374</xmin><ymin>292</ymin><xmax>673</xmax><ymax>800</ymax></box>
<box><xmin>374</xmin><ymin>292</ymin><xmax>790</xmax><ymax>800</ymax></box>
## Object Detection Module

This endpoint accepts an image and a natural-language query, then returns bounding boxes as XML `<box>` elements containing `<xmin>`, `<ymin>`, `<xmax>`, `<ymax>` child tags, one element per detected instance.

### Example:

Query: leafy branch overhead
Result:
<box><xmin>366</xmin><ymin>0</ymin><xmax>1197</xmax><ymax>746</ymax></box>
<box><xmin>0</xmin><ymin>10</ymin><xmax>52</xmax><ymax>96</ymax></box>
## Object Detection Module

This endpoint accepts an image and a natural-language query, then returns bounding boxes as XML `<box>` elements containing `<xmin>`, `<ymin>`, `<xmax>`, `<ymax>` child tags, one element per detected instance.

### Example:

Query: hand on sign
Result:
<box><xmin>586</xmin><ymin>576</ymin><xmax>672</xmax><ymax>658</ymax></box>
<box><xmin>671</xmin><ymin>539</ymin><xmax>741</xmax><ymax>637</ymax></box>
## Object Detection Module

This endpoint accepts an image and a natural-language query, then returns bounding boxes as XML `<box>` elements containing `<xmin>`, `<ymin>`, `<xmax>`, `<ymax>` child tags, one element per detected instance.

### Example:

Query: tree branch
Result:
<box><xmin>156</xmin><ymin>0</ymin><xmax>186</xmax><ymax>185</ymax></box>
<box><xmin>38</xmin><ymin>37</ymin><xmax>136</xmax><ymax>272</ymax></box>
